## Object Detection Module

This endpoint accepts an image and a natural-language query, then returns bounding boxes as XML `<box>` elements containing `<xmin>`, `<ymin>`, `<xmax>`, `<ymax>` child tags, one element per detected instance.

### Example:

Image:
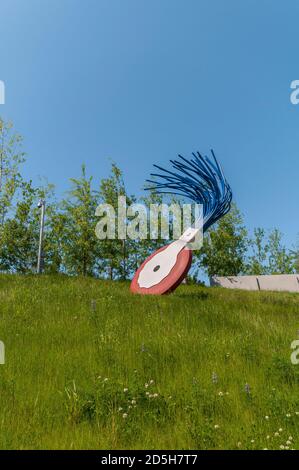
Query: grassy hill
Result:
<box><xmin>0</xmin><ymin>274</ymin><xmax>299</xmax><ymax>450</ymax></box>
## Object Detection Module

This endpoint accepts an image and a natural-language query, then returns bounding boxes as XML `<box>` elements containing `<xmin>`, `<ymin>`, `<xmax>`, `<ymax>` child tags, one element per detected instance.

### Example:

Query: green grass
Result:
<box><xmin>0</xmin><ymin>274</ymin><xmax>299</xmax><ymax>450</ymax></box>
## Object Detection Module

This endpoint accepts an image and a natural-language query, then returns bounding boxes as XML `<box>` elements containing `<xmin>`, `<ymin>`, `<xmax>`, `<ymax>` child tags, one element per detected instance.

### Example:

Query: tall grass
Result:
<box><xmin>0</xmin><ymin>274</ymin><xmax>299</xmax><ymax>449</ymax></box>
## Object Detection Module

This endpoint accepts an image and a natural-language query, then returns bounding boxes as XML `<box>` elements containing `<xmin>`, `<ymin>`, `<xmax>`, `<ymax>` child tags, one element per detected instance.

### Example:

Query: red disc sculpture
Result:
<box><xmin>130</xmin><ymin>230</ymin><xmax>196</xmax><ymax>295</ymax></box>
<box><xmin>130</xmin><ymin>150</ymin><xmax>232</xmax><ymax>295</ymax></box>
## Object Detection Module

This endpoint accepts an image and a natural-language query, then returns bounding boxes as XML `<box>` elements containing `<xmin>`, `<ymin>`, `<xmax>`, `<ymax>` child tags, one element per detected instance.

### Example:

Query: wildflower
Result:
<box><xmin>267</xmin><ymin>436</ymin><xmax>270</xmax><ymax>440</ymax></box>
<box><xmin>275</xmin><ymin>432</ymin><xmax>279</xmax><ymax>437</ymax></box>
<box><xmin>237</xmin><ymin>442</ymin><xmax>242</xmax><ymax>448</ymax></box>
<box><xmin>118</xmin><ymin>407</ymin><xmax>123</xmax><ymax>412</ymax></box>
<box><xmin>149</xmin><ymin>379</ymin><xmax>154</xmax><ymax>385</ymax></box>
<box><xmin>285</xmin><ymin>446</ymin><xmax>289</xmax><ymax>450</ymax></box>
<box><xmin>288</xmin><ymin>436</ymin><xmax>293</xmax><ymax>441</ymax></box>
<box><xmin>244</xmin><ymin>383</ymin><xmax>251</xmax><ymax>395</ymax></box>
<box><xmin>286</xmin><ymin>413</ymin><xmax>291</xmax><ymax>418</ymax></box>
<box><xmin>286</xmin><ymin>441</ymin><xmax>292</xmax><ymax>446</ymax></box>
<box><xmin>295</xmin><ymin>412</ymin><xmax>299</xmax><ymax>416</ymax></box>
<box><xmin>123</xmin><ymin>388</ymin><xmax>128</xmax><ymax>393</ymax></box>
<box><xmin>265</xmin><ymin>416</ymin><xmax>269</xmax><ymax>420</ymax></box>
<box><xmin>122</xmin><ymin>413</ymin><xmax>128</xmax><ymax>419</ymax></box>
<box><xmin>251</xmin><ymin>440</ymin><xmax>255</xmax><ymax>443</ymax></box>
<box><xmin>153</xmin><ymin>393</ymin><xmax>158</xmax><ymax>398</ymax></box>
<box><xmin>145</xmin><ymin>391</ymin><xmax>150</xmax><ymax>396</ymax></box>
<box><xmin>280</xmin><ymin>445</ymin><xmax>285</xmax><ymax>450</ymax></box>
<box><xmin>131</xmin><ymin>399</ymin><xmax>136</xmax><ymax>405</ymax></box>
<box><xmin>279</xmin><ymin>428</ymin><xmax>283</xmax><ymax>432</ymax></box>
<box><xmin>145</xmin><ymin>383</ymin><xmax>149</xmax><ymax>388</ymax></box>
<box><xmin>214</xmin><ymin>424</ymin><xmax>220</xmax><ymax>429</ymax></box>
<box><xmin>218</xmin><ymin>391</ymin><xmax>224</xmax><ymax>397</ymax></box>
<box><xmin>103</xmin><ymin>377</ymin><xmax>108</xmax><ymax>382</ymax></box>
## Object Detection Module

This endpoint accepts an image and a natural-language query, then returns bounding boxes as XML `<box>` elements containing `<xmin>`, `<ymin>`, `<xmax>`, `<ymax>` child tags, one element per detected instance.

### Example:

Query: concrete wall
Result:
<box><xmin>211</xmin><ymin>274</ymin><xmax>299</xmax><ymax>293</ymax></box>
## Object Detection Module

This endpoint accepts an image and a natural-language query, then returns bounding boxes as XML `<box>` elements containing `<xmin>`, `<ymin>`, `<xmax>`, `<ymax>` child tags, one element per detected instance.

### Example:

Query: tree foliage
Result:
<box><xmin>198</xmin><ymin>203</ymin><xmax>248</xmax><ymax>277</ymax></box>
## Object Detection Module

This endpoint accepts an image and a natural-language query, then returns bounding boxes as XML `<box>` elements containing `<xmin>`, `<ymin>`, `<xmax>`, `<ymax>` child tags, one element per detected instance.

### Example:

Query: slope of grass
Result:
<box><xmin>0</xmin><ymin>274</ymin><xmax>299</xmax><ymax>450</ymax></box>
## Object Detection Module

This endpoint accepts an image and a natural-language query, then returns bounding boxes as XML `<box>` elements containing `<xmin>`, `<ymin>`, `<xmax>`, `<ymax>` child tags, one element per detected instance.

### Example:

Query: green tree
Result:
<box><xmin>0</xmin><ymin>118</ymin><xmax>25</xmax><ymax>226</ymax></box>
<box><xmin>0</xmin><ymin>180</ymin><xmax>39</xmax><ymax>272</ymax></box>
<box><xmin>267</xmin><ymin>229</ymin><xmax>294</xmax><ymax>274</ymax></box>
<box><xmin>97</xmin><ymin>163</ymin><xmax>131</xmax><ymax>280</ymax></box>
<box><xmin>61</xmin><ymin>165</ymin><xmax>100</xmax><ymax>276</ymax></box>
<box><xmin>199</xmin><ymin>203</ymin><xmax>248</xmax><ymax>278</ymax></box>
<box><xmin>246</xmin><ymin>228</ymin><xmax>269</xmax><ymax>275</ymax></box>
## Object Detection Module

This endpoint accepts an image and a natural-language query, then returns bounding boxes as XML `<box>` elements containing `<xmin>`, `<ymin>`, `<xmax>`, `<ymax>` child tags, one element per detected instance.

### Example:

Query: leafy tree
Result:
<box><xmin>198</xmin><ymin>203</ymin><xmax>248</xmax><ymax>278</ymax></box>
<box><xmin>97</xmin><ymin>163</ymin><xmax>131</xmax><ymax>280</ymax></box>
<box><xmin>246</xmin><ymin>228</ymin><xmax>269</xmax><ymax>275</ymax></box>
<box><xmin>0</xmin><ymin>179</ymin><xmax>57</xmax><ymax>273</ymax></box>
<box><xmin>292</xmin><ymin>243</ymin><xmax>299</xmax><ymax>273</ymax></box>
<box><xmin>0</xmin><ymin>118</ymin><xmax>25</xmax><ymax>226</ymax></box>
<box><xmin>267</xmin><ymin>229</ymin><xmax>294</xmax><ymax>274</ymax></box>
<box><xmin>61</xmin><ymin>165</ymin><xmax>100</xmax><ymax>276</ymax></box>
<box><xmin>0</xmin><ymin>180</ymin><xmax>39</xmax><ymax>272</ymax></box>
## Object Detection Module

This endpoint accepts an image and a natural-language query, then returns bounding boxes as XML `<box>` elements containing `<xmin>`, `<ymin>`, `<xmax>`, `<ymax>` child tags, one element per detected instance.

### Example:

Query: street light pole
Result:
<box><xmin>37</xmin><ymin>199</ymin><xmax>46</xmax><ymax>274</ymax></box>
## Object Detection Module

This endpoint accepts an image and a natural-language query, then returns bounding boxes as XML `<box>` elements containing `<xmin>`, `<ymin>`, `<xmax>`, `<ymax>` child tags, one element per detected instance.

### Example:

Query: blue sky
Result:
<box><xmin>0</xmin><ymin>0</ymin><xmax>298</xmax><ymax>246</ymax></box>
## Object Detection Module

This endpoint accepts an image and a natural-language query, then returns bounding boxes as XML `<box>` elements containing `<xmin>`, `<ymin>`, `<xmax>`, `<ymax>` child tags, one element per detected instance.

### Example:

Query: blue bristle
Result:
<box><xmin>146</xmin><ymin>150</ymin><xmax>232</xmax><ymax>231</ymax></box>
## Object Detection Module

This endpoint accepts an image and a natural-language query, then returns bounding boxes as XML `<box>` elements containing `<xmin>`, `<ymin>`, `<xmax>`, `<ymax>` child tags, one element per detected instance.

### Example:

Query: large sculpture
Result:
<box><xmin>130</xmin><ymin>150</ymin><xmax>232</xmax><ymax>295</ymax></box>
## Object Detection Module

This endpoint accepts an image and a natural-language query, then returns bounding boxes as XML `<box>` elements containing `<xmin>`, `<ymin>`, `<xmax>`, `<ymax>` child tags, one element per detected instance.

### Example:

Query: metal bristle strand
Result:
<box><xmin>146</xmin><ymin>150</ymin><xmax>232</xmax><ymax>231</ymax></box>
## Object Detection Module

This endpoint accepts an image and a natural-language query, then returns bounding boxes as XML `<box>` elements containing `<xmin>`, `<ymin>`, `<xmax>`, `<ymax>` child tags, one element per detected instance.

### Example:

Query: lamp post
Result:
<box><xmin>37</xmin><ymin>199</ymin><xmax>46</xmax><ymax>274</ymax></box>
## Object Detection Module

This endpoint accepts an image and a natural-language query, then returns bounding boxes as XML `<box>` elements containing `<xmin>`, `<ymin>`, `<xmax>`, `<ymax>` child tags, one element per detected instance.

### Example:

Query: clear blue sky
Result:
<box><xmin>0</xmin><ymin>0</ymin><xmax>298</xmax><ymax>247</ymax></box>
